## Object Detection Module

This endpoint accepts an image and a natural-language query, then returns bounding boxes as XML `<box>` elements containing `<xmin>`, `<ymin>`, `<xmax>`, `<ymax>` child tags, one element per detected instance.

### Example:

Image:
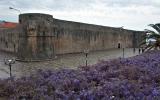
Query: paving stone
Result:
<box><xmin>0</xmin><ymin>48</ymin><xmax>140</xmax><ymax>78</ymax></box>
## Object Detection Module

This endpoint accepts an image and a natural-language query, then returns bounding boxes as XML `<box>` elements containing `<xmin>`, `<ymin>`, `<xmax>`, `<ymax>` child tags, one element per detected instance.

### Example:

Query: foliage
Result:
<box><xmin>1</xmin><ymin>51</ymin><xmax>160</xmax><ymax>99</ymax></box>
<box><xmin>141</xmin><ymin>23</ymin><xmax>160</xmax><ymax>51</ymax></box>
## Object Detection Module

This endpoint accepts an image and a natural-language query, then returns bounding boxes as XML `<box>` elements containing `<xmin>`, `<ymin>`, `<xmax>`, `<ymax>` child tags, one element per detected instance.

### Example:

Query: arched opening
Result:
<box><xmin>118</xmin><ymin>43</ymin><xmax>121</xmax><ymax>48</ymax></box>
<box><xmin>5</xmin><ymin>41</ymin><xmax>8</xmax><ymax>48</ymax></box>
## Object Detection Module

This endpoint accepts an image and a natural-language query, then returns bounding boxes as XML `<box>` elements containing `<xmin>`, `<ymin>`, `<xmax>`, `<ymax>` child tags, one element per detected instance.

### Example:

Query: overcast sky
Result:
<box><xmin>0</xmin><ymin>0</ymin><xmax>160</xmax><ymax>31</ymax></box>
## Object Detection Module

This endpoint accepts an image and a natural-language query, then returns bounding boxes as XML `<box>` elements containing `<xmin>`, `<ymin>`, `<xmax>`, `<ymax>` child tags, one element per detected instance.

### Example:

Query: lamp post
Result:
<box><xmin>84</xmin><ymin>49</ymin><xmax>89</xmax><ymax>67</ymax></box>
<box><xmin>4</xmin><ymin>58</ymin><xmax>15</xmax><ymax>77</ymax></box>
<box><xmin>122</xmin><ymin>48</ymin><xmax>125</xmax><ymax>58</ymax></box>
<box><xmin>119</xmin><ymin>26</ymin><xmax>125</xmax><ymax>58</ymax></box>
<box><xmin>9</xmin><ymin>7</ymin><xmax>21</xmax><ymax>14</ymax></box>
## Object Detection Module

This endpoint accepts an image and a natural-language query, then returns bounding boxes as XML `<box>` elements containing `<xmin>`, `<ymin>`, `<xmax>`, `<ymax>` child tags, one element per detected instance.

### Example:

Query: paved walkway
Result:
<box><xmin>0</xmin><ymin>48</ymin><xmax>140</xmax><ymax>78</ymax></box>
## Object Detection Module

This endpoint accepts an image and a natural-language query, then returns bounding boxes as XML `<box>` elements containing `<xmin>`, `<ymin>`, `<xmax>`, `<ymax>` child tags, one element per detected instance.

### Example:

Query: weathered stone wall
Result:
<box><xmin>53</xmin><ymin>19</ymin><xmax>140</xmax><ymax>54</ymax></box>
<box><xmin>0</xmin><ymin>13</ymin><xmax>145</xmax><ymax>61</ymax></box>
<box><xmin>0</xmin><ymin>26</ymin><xmax>21</xmax><ymax>53</ymax></box>
<box><xmin>132</xmin><ymin>31</ymin><xmax>145</xmax><ymax>48</ymax></box>
<box><xmin>18</xmin><ymin>13</ymin><xmax>55</xmax><ymax>61</ymax></box>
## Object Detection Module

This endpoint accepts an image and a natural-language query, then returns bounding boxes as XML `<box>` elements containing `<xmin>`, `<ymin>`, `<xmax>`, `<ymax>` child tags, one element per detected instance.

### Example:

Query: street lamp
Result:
<box><xmin>119</xmin><ymin>26</ymin><xmax>125</xmax><ymax>58</ymax></box>
<box><xmin>84</xmin><ymin>49</ymin><xmax>89</xmax><ymax>67</ymax></box>
<box><xmin>9</xmin><ymin>7</ymin><xmax>21</xmax><ymax>14</ymax></box>
<box><xmin>122</xmin><ymin>48</ymin><xmax>125</xmax><ymax>58</ymax></box>
<box><xmin>4</xmin><ymin>58</ymin><xmax>15</xmax><ymax>77</ymax></box>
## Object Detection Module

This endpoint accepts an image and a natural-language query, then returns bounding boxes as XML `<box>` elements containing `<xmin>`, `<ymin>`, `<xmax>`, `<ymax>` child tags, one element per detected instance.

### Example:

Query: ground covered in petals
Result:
<box><xmin>0</xmin><ymin>51</ymin><xmax>160</xmax><ymax>100</ymax></box>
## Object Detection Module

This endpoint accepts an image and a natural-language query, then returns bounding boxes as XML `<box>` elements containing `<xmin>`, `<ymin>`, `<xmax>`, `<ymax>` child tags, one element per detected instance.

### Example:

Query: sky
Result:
<box><xmin>0</xmin><ymin>0</ymin><xmax>160</xmax><ymax>31</ymax></box>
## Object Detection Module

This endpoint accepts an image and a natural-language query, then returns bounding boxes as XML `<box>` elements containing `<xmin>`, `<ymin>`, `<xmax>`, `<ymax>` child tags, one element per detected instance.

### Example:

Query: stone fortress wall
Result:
<box><xmin>0</xmin><ymin>26</ymin><xmax>21</xmax><ymax>53</ymax></box>
<box><xmin>0</xmin><ymin>13</ymin><xmax>144</xmax><ymax>61</ymax></box>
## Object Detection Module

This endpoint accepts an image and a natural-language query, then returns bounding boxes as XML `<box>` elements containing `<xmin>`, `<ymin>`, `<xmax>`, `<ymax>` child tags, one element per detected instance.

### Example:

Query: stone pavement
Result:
<box><xmin>0</xmin><ymin>48</ymin><xmax>140</xmax><ymax>78</ymax></box>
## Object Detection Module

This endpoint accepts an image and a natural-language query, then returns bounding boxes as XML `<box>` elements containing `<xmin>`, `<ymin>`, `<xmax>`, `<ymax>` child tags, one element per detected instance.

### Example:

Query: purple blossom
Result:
<box><xmin>0</xmin><ymin>50</ymin><xmax>160</xmax><ymax>99</ymax></box>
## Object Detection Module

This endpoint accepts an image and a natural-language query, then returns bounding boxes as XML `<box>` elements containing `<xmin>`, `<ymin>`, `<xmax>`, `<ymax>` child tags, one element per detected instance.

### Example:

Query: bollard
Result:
<box><xmin>142</xmin><ymin>48</ymin><xmax>145</xmax><ymax>53</ymax></box>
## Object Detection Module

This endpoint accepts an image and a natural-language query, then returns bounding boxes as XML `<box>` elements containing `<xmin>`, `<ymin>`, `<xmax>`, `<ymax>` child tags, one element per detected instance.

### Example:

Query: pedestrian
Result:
<box><xmin>139</xmin><ymin>48</ymin><xmax>141</xmax><ymax>54</ymax></box>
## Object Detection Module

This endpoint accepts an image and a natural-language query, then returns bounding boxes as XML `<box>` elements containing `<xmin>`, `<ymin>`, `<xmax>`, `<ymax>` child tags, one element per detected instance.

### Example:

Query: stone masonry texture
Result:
<box><xmin>0</xmin><ymin>13</ymin><xmax>145</xmax><ymax>61</ymax></box>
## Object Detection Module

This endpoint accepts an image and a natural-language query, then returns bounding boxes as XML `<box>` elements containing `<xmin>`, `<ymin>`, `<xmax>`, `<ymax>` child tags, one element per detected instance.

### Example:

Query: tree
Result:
<box><xmin>141</xmin><ymin>23</ymin><xmax>160</xmax><ymax>51</ymax></box>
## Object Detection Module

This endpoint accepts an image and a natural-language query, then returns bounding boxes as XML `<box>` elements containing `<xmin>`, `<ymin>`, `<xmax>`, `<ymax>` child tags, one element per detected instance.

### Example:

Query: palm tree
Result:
<box><xmin>141</xmin><ymin>23</ymin><xmax>160</xmax><ymax>51</ymax></box>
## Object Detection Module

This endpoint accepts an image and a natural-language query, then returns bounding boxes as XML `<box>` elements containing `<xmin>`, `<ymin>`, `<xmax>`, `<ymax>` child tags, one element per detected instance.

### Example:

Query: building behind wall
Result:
<box><xmin>0</xmin><ymin>13</ymin><xmax>145</xmax><ymax>61</ymax></box>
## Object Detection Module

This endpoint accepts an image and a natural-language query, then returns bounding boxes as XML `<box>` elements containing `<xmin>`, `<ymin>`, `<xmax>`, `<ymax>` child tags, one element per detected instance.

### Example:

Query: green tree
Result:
<box><xmin>141</xmin><ymin>23</ymin><xmax>160</xmax><ymax>51</ymax></box>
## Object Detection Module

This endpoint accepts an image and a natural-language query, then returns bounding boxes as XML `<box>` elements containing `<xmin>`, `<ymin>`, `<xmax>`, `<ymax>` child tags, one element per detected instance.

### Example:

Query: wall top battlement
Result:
<box><xmin>19</xmin><ymin>13</ymin><xmax>53</xmax><ymax>24</ymax></box>
<box><xmin>19</xmin><ymin>13</ymin><xmax>144</xmax><ymax>33</ymax></box>
<box><xmin>19</xmin><ymin>13</ymin><xmax>53</xmax><ymax>19</ymax></box>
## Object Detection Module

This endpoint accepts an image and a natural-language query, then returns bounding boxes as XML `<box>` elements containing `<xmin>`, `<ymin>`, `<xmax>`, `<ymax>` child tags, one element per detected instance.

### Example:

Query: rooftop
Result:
<box><xmin>0</xmin><ymin>20</ymin><xmax>18</xmax><ymax>29</ymax></box>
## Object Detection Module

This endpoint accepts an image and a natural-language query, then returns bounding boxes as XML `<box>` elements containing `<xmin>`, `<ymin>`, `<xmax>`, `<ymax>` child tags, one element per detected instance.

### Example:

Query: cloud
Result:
<box><xmin>0</xmin><ymin>0</ymin><xmax>160</xmax><ymax>30</ymax></box>
<box><xmin>3</xmin><ymin>0</ymin><xmax>94</xmax><ymax>11</ymax></box>
<box><xmin>101</xmin><ymin>0</ymin><xmax>160</xmax><ymax>8</ymax></box>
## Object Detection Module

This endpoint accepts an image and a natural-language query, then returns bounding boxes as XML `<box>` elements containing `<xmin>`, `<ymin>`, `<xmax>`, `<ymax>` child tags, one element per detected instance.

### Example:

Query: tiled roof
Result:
<box><xmin>0</xmin><ymin>21</ymin><xmax>18</xmax><ymax>28</ymax></box>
